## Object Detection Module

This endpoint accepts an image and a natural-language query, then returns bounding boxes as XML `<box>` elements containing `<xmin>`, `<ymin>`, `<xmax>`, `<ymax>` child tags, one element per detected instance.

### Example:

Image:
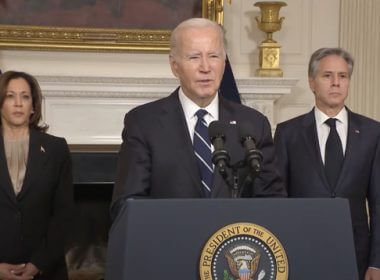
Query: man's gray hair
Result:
<box><xmin>170</xmin><ymin>18</ymin><xmax>226</xmax><ymax>57</ymax></box>
<box><xmin>308</xmin><ymin>47</ymin><xmax>354</xmax><ymax>79</ymax></box>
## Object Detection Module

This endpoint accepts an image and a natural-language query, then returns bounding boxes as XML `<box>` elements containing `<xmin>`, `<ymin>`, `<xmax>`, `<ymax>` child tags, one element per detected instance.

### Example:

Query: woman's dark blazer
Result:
<box><xmin>0</xmin><ymin>128</ymin><xmax>73</xmax><ymax>280</ymax></box>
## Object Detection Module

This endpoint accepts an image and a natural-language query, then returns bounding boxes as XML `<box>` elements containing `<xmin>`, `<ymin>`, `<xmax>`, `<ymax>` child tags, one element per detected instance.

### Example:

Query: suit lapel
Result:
<box><xmin>211</xmin><ymin>97</ymin><xmax>235</xmax><ymax>197</ymax></box>
<box><xmin>17</xmin><ymin>129</ymin><xmax>48</xmax><ymax>200</ymax></box>
<box><xmin>159</xmin><ymin>90</ymin><xmax>204</xmax><ymax>196</ymax></box>
<box><xmin>301</xmin><ymin>110</ymin><xmax>331</xmax><ymax>192</ymax></box>
<box><xmin>0</xmin><ymin>135</ymin><xmax>18</xmax><ymax>204</ymax></box>
<box><xmin>334</xmin><ymin>110</ymin><xmax>360</xmax><ymax>192</ymax></box>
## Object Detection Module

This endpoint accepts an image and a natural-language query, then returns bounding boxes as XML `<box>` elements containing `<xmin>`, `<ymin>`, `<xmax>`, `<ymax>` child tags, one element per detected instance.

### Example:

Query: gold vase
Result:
<box><xmin>254</xmin><ymin>1</ymin><xmax>287</xmax><ymax>77</ymax></box>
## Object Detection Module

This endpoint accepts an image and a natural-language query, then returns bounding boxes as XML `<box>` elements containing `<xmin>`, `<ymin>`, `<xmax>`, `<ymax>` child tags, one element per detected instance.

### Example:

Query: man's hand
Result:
<box><xmin>0</xmin><ymin>263</ymin><xmax>26</xmax><ymax>279</ymax></box>
<box><xmin>17</xmin><ymin>263</ymin><xmax>39</xmax><ymax>280</ymax></box>
<box><xmin>365</xmin><ymin>267</ymin><xmax>380</xmax><ymax>280</ymax></box>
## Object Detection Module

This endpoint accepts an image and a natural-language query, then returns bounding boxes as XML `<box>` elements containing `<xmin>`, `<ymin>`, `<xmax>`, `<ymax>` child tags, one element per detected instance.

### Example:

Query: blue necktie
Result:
<box><xmin>324</xmin><ymin>118</ymin><xmax>344</xmax><ymax>190</ymax></box>
<box><xmin>193</xmin><ymin>109</ymin><xmax>213</xmax><ymax>197</ymax></box>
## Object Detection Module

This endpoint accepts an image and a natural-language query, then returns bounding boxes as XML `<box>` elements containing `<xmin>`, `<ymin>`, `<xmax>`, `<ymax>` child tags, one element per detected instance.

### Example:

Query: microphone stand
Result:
<box><xmin>231</xmin><ymin>166</ymin><xmax>239</xmax><ymax>198</ymax></box>
<box><xmin>214</xmin><ymin>161</ymin><xmax>245</xmax><ymax>198</ymax></box>
<box><xmin>215</xmin><ymin>159</ymin><xmax>262</xmax><ymax>198</ymax></box>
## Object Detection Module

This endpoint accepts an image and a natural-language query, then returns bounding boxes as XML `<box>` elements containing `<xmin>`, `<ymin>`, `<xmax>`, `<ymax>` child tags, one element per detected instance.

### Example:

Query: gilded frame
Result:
<box><xmin>0</xmin><ymin>0</ymin><xmax>225</xmax><ymax>52</ymax></box>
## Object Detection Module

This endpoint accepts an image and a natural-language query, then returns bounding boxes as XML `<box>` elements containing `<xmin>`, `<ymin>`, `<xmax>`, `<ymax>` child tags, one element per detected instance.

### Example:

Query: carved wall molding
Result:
<box><xmin>37</xmin><ymin>75</ymin><xmax>297</xmax><ymax>144</ymax></box>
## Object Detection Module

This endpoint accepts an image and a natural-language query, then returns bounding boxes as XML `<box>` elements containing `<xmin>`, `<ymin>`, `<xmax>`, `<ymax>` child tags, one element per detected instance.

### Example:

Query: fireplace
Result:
<box><xmin>66</xmin><ymin>147</ymin><xmax>118</xmax><ymax>280</ymax></box>
<box><xmin>38</xmin><ymin>76</ymin><xmax>297</xmax><ymax>145</ymax></box>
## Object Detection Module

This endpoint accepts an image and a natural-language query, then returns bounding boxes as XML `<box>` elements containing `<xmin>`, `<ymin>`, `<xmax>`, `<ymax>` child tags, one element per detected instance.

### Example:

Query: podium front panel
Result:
<box><xmin>106</xmin><ymin>198</ymin><xmax>358</xmax><ymax>280</ymax></box>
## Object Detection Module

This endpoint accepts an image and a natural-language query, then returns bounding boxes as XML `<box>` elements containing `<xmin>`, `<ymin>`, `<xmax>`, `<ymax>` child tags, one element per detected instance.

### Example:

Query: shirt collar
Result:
<box><xmin>314</xmin><ymin>106</ymin><xmax>348</xmax><ymax>127</ymax></box>
<box><xmin>178</xmin><ymin>87</ymin><xmax>219</xmax><ymax>120</ymax></box>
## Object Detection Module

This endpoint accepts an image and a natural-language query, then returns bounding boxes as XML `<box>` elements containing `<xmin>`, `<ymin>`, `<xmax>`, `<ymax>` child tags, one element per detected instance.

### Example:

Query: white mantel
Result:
<box><xmin>37</xmin><ymin>76</ymin><xmax>298</xmax><ymax>145</ymax></box>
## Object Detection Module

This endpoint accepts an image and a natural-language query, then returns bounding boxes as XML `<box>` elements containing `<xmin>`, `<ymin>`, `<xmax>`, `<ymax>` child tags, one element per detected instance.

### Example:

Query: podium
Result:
<box><xmin>106</xmin><ymin>198</ymin><xmax>358</xmax><ymax>280</ymax></box>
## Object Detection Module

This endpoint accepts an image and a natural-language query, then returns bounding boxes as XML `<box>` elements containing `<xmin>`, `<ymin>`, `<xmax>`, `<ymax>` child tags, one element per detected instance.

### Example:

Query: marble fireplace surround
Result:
<box><xmin>37</xmin><ymin>76</ymin><xmax>298</xmax><ymax>146</ymax></box>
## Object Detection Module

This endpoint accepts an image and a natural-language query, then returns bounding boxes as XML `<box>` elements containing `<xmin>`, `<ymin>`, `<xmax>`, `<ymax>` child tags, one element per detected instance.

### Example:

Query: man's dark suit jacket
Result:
<box><xmin>274</xmin><ymin>108</ymin><xmax>380</xmax><ymax>279</ymax></box>
<box><xmin>111</xmin><ymin>89</ymin><xmax>286</xmax><ymax>217</ymax></box>
<box><xmin>0</xmin><ymin>129</ymin><xmax>73</xmax><ymax>280</ymax></box>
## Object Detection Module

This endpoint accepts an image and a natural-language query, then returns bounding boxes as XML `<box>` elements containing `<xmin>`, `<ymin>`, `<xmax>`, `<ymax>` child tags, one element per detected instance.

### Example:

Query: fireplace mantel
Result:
<box><xmin>37</xmin><ymin>76</ymin><xmax>298</xmax><ymax>145</ymax></box>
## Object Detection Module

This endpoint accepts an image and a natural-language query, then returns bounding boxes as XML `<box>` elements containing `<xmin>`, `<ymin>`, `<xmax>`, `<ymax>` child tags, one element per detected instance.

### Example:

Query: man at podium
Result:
<box><xmin>111</xmin><ymin>18</ymin><xmax>286</xmax><ymax>219</ymax></box>
<box><xmin>274</xmin><ymin>48</ymin><xmax>380</xmax><ymax>280</ymax></box>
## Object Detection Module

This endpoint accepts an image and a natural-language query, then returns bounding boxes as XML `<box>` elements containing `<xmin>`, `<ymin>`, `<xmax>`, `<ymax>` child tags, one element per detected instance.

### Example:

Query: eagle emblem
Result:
<box><xmin>225</xmin><ymin>245</ymin><xmax>265</xmax><ymax>280</ymax></box>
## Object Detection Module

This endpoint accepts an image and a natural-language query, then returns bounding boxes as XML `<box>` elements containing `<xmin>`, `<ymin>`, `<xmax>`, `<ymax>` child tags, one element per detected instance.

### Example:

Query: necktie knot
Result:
<box><xmin>195</xmin><ymin>109</ymin><xmax>208</xmax><ymax>121</ymax></box>
<box><xmin>325</xmin><ymin>118</ymin><xmax>338</xmax><ymax>129</ymax></box>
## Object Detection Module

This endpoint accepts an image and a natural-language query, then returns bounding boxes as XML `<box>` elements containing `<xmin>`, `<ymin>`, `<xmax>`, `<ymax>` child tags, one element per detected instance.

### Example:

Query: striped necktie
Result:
<box><xmin>193</xmin><ymin>109</ymin><xmax>213</xmax><ymax>197</ymax></box>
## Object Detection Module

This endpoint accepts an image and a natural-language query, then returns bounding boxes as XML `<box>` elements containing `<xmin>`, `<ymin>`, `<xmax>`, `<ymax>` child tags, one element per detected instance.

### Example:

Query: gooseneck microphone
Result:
<box><xmin>208</xmin><ymin>121</ymin><xmax>230</xmax><ymax>177</ymax></box>
<box><xmin>239</xmin><ymin>122</ymin><xmax>263</xmax><ymax>174</ymax></box>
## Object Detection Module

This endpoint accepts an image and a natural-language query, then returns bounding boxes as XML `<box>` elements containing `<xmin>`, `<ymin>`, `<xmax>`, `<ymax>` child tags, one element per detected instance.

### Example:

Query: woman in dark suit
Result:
<box><xmin>0</xmin><ymin>71</ymin><xmax>73</xmax><ymax>280</ymax></box>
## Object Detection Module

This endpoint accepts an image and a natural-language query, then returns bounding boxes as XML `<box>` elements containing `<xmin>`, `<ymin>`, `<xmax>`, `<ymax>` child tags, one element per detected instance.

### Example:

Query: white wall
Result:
<box><xmin>0</xmin><ymin>51</ymin><xmax>172</xmax><ymax>77</ymax></box>
<box><xmin>222</xmin><ymin>0</ymin><xmax>341</xmax><ymax>123</ymax></box>
<box><xmin>340</xmin><ymin>0</ymin><xmax>380</xmax><ymax>121</ymax></box>
<box><xmin>0</xmin><ymin>0</ymin><xmax>341</xmax><ymax>125</ymax></box>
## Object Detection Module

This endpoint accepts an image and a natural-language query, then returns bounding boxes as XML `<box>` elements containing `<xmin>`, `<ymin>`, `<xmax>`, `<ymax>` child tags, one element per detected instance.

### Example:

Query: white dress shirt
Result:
<box><xmin>178</xmin><ymin>87</ymin><xmax>219</xmax><ymax>144</ymax></box>
<box><xmin>314</xmin><ymin>107</ymin><xmax>348</xmax><ymax>164</ymax></box>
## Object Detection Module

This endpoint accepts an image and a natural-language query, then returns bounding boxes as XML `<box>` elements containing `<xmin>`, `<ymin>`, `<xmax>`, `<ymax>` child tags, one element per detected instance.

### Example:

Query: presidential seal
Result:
<box><xmin>200</xmin><ymin>223</ymin><xmax>288</xmax><ymax>280</ymax></box>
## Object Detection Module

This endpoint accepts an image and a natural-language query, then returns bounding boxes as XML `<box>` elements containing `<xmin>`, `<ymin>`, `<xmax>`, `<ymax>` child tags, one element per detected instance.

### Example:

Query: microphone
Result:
<box><xmin>239</xmin><ymin>122</ymin><xmax>263</xmax><ymax>174</ymax></box>
<box><xmin>208</xmin><ymin>121</ymin><xmax>230</xmax><ymax>176</ymax></box>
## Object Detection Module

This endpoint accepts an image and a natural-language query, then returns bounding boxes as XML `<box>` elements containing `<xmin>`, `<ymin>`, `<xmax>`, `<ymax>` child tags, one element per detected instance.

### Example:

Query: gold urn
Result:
<box><xmin>254</xmin><ymin>1</ymin><xmax>287</xmax><ymax>77</ymax></box>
